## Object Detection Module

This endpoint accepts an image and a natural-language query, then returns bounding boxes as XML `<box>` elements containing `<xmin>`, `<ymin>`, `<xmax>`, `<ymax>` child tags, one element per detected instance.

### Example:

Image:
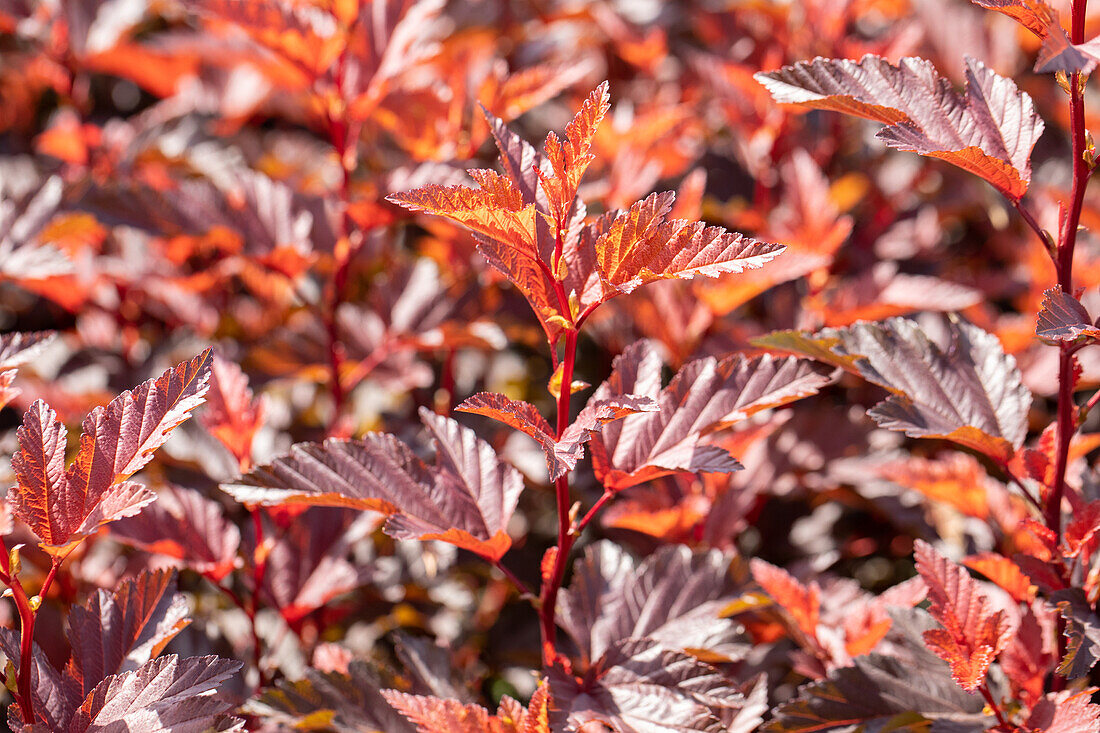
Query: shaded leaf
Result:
<box><xmin>109</xmin><ymin>485</ymin><xmax>241</xmax><ymax>582</ymax></box>
<box><xmin>757</xmin><ymin>317</ymin><xmax>1031</xmax><ymax>462</ymax></box>
<box><xmin>0</xmin><ymin>629</ymin><xmax>82</xmax><ymax>731</ymax></box>
<box><xmin>591</xmin><ymin>340</ymin><xmax>833</xmax><ymax>490</ymax></box>
<box><xmin>1025</xmin><ymin>690</ymin><xmax>1100</xmax><ymax>733</ymax></box>
<box><xmin>200</xmin><ymin>354</ymin><xmax>265</xmax><ymax>467</ymax></box>
<box><xmin>0</xmin><ymin>331</ymin><xmax>56</xmax><ymax>369</ymax></box>
<box><xmin>756</xmin><ymin>55</ymin><xmax>1044</xmax><ymax>198</ymax></box>
<box><xmin>764</xmin><ymin>609</ymin><xmax>988</xmax><ymax>732</ymax></box>
<box><xmin>1053</xmin><ymin>588</ymin><xmax>1100</xmax><ymax>678</ymax></box>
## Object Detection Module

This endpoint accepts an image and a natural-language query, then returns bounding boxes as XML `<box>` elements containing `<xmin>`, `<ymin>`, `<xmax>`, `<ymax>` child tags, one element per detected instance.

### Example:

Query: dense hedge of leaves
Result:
<box><xmin>4</xmin><ymin>0</ymin><xmax>1100</xmax><ymax>731</ymax></box>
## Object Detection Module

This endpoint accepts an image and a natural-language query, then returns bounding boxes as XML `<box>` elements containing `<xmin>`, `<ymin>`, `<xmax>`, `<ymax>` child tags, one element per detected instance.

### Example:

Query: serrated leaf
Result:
<box><xmin>0</xmin><ymin>629</ymin><xmax>82</xmax><ymax>731</ymax></box>
<box><xmin>538</xmin><ymin>83</ymin><xmax>611</xmax><ymax>225</ymax></box>
<box><xmin>914</xmin><ymin>540</ymin><xmax>1015</xmax><ymax>691</ymax></box>
<box><xmin>109</xmin><ymin>485</ymin><xmax>241</xmax><ymax>582</ymax></box>
<box><xmin>757</xmin><ymin>317</ymin><xmax>1030</xmax><ymax>462</ymax></box>
<box><xmin>0</xmin><ymin>331</ymin><xmax>56</xmax><ymax>370</ymax></box>
<box><xmin>756</xmin><ymin>55</ymin><xmax>1044</xmax><ymax>198</ymax></box>
<box><xmin>592</xmin><ymin>191</ymin><xmax>786</xmax><ymax>294</ymax></box>
<box><xmin>591</xmin><ymin>340</ymin><xmax>833</xmax><ymax>490</ymax></box>
<box><xmin>750</xmin><ymin>560</ymin><xmax>819</xmax><ymax>640</ymax></box>
<box><xmin>248</xmin><ymin>660</ymin><xmax>415</xmax><ymax>733</ymax></box>
<box><xmin>200</xmin><ymin>354</ymin><xmax>265</xmax><ymax>467</ymax></box>
<box><xmin>970</xmin><ymin>0</ymin><xmax>1095</xmax><ymax>73</ymax></box>
<box><xmin>64</xmin><ymin>569</ymin><xmax>191</xmax><ymax>697</ymax></box>
<box><xmin>764</xmin><ymin>609</ymin><xmax>988</xmax><ymax>732</ymax></box>
<box><xmin>1024</xmin><ymin>690</ymin><xmax>1100</xmax><ymax>732</ymax></box>
<box><xmin>9</xmin><ymin>351</ymin><xmax>213</xmax><ymax>552</ymax></box>
<box><xmin>550</xmin><ymin>638</ymin><xmax>753</xmax><ymax>733</ymax></box>
<box><xmin>67</xmin><ymin>654</ymin><xmax>241</xmax><ymax>732</ymax></box>
<box><xmin>222</xmin><ymin>408</ymin><xmax>524</xmax><ymax>560</ymax></box>
<box><xmin>0</xmin><ymin>177</ymin><xmax>74</xmax><ymax>280</ymax></box>
<box><xmin>1053</xmin><ymin>588</ymin><xmax>1100</xmax><ymax>678</ymax></box>
<box><xmin>457</xmin><ymin>391</ymin><xmax>658</xmax><ymax>480</ymax></box>
<box><xmin>381</xmin><ymin>685</ymin><xmax>551</xmax><ymax>733</ymax></box>
<box><xmin>557</xmin><ymin>541</ymin><xmax>746</xmax><ymax>666</ymax></box>
<box><xmin>1036</xmin><ymin>288</ymin><xmax>1100</xmax><ymax>342</ymax></box>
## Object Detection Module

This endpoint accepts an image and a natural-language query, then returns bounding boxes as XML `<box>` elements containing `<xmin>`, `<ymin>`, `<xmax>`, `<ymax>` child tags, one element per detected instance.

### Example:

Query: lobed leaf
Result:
<box><xmin>756</xmin><ymin>55</ymin><xmax>1044</xmax><ymax>198</ymax></box>
<box><xmin>557</xmin><ymin>541</ymin><xmax>746</xmax><ymax>666</ymax></box>
<box><xmin>64</xmin><ymin>569</ymin><xmax>191</xmax><ymax>697</ymax></box>
<box><xmin>222</xmin><ymin>408</ymin><xmax>525</xmax><ymax>561</ymax></box>
<box><xmin>914</xmin><ymin>540</ymin><xmax>1016</xmax><ymax>691</ymax></box>
<box><xmin>757</xmin><ymin>317</ymin><xmax>1031</xmax><ymax>462</ymax></box>
<box><xmin>538</xmin><ymin>82</ymin><xmax>611</xmax><ymax>224</ymax></box>
<box><xmin>970</xmin><ymin>0</ymin><xmax>1097</xmax><ymax>73</ymax></box>
<box><xmin>591</xmin><ymin>340</ymin><xmax>834</xmax><ymax>490</ymax></box>
<box><xmin>381</xmin><ymin>686</ymin><xmax>551</xmax><ymax>733</ymax></box>
<box><xmin>1036</xmin><ymin>287</ymin><xmax>1100</xmax><ymax>342</ymax></box>
<box><xmin>9</xmin><ymin>350</ymin><xmax>213</xmax><ymax>552</ymax></box>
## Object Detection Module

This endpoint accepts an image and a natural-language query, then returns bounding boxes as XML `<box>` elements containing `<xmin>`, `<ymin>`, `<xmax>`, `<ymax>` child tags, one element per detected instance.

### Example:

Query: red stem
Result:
<box><xmin>249</xmin><ymin>509</ymin><xmax>269</xmax><ymax>686</ymax></box>
<box><xmin>1046</xmin><ymin>0</ymin><xmax>1092</xmax><ymax>537</ymax></box>
<box><xmin>538</xmin><ymin>328</ymin><xmax>578</xmax><ymax>666</ymax></box>
<box><xmin>978</xmin><ymin>684</ymin><xmax>1009</xmax><ymax>729</ymax></box>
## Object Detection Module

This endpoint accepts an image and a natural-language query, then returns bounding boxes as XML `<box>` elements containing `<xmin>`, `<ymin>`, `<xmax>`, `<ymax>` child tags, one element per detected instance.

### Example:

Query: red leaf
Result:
<box><xmin>914</xmin><ymin>540</ymin><xmax>1016</xmax><ymax>691</ymax></box>
<box><xmin>756</xmin><ymin>55</ymin><xmax>1044</xmax><ymax>198</ymax></box>
<box><xmin>1036</xmin><ymin>287</ymin><xmax>1100</xmax><ymax>342</ymax></box>
<box><xmin>64</xmin><ymin>569</ymin><xmax>191</xmax><ymax>696</ymax></box>
<box><xmin>757</xmin><ymin>317</ymin><xmax>1031</xmax><ymax>462</ymax></box>
<box><xmin>1025</xmin><ymin>690</ymin><xmax>1100</xmax><ymax>733</ymax></box>
<box><xmin>222</xmin><ymin>408</ymin><xmax>525</xmax><ymax>561</ymax></box>
<box><xmin>750</xmin><ymin>560</ymin><xmax>820</xmax><ymax>641</ymax></box>
<box><xmin>381</xmin><ymin>686</ymin><xmax>552</xmax><ymax>733</ymax></box>
<box><xmin>9</xmin><ymin>350</ymin><xmax>213</xmax><ymax>552</ymax></box>
<box><xmin>962</xmin><ymin>552</ymin><xmax>1036</xmax><ymax>603</ymax></box>
<box><xmin>109</xmin><ymin>485</ymin><xmax>241</xmax><ymax>582</ymax></box>
<box><xmin>68</xmin><ymin>654</ymin><xmax>242</xmax><ymax>732</ymax></box>
<box><xmin>970</xmin><ymin>0</ymin><xmax>1096</xmax><ymax>73</ymax></box>
<box><xmin>591</xmin><ymin>341</ymin><xmax>833</xmax><ymax>490</ymax></box>
<box><xmin>200</xmin><ymin>354</ymin><xmax>265</xmax><ymax>468</ymax></box>
<box><xmin>458</xmin><ymin>391</ymin><xmax>658</xmax><ymax>480</ymax></box>
<box><xmin>538</xmin><ymin>83</ymin><xmax>611</xmax><ymax>225</ymax></box>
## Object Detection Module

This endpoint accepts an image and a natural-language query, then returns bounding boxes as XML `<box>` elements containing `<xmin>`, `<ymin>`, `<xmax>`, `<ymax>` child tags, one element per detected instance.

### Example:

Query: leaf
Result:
<box><xmin>550</xmin><ymin>638</ymin><xmax>755</xmax><ymax>733</ymax></box>
<box><xmin>755</xmin><ymin>55</ymin><xmax>1044</xmax><ymax>198</ymax></box>
<box><xmin>1036</xmin><ymin>288</ymin><xmax>1100</xmax><ymax>342</ymax></box>
<box><xmin>1053</xmin><ymin>588</ymin><xmax>1100</xmax><ymax>678</ymax></box>
<box><xmin>749</xmin><ymin>560</ymin><xmax>819</xmax><ymax>640</ymax></box>
<box><xmin>592</xmin><ymin>191</ymin><xmax>786</xmax><ymax>294</ymax></box>
<box><xmin>249</xmin><ymin>660</ymin><xmax>416</xmax><ymax>733</ymax></box>
<box><xmin>67</xmin><ymin>654</ymin><xmax>242</xmax><ymax>733</ymax></box>
<box><xmin>200</xmin><ymin>354</ymin><xmax>265</xmax><ymax>467</ymax></box>
<box><xmin>457</xmin><ymin>392</ymin><xmax>658</xmax><ymax>480</ymax></box>
<box><xmin>764</xmin><ymin>609</ymin><xmax>988</xmax><ymax>732</ymax></box>
<box><xmin>0</xmin><ymin>176</ymin><xmax>74</xmax><ymax>280</ymax></box>
<box><xmin>878</xmin><ymin>452</ymin><xmax>998</xmax><ymax>519</ymax></box>
<box><xmin>557</xmin><ymin>541</ymin><xmax>747</xmax><ymax>666</ymax></box>
<box><xmin>914</xmin><ymin>539</ymin><xmax>1015</xmax><ymax>691</ymax></box>
<box><xmin>969</xmin><ymin>0</ymin><xmax>1095</xmax><ymax>73</ymax></box>
<box><xmin>756</xmin><ymin>317</ymin><xmax>1031</xmax><ymax>462</ymax></box>
<box><xmin>381</xmin><ymin>685</ymin><xmax>552</xmax><ymax>733</ymax></box>
<box><xmin>0</xmin><ymin>629</ymin><xmax>82</xmax><ymax>731</ymax></box>
<box><xmin>64</xmin><ymin>569</ymin><xmax>191</xmax><ymax>697</ymax></box>
<box><xmin>1025</xmin><ymin>690</ymin><xmax>1100</xmax><ymax>733</ymax></box>
<box><xmin>591</xmin><ymin>340</ymin><xmax>833</xmax><ymax>490</ymax></box>
<box><xmin>9</xmin><ymin>350</ymin><xmax>213</xmax><ymax>552</ymax></box>
<box><xmin>538</xmin><ymin>83</ymin><xmax>611</xmax><ymax>225</ymax></box>
<box><xmin>222</xmin><ymin>408</ymin><xmax>525</xmax><ymax>561</ymax></box>
<box><xmin>0</xmin><ymin>330</ymin><xmax>56</xmax><ymax>369</ymax></box>
<box><xmin>109</xmin><ymin>485</ymin><xmax>241</xmax><ymax>582</ymax></box>
<box><xmin>962</xmin><ymin>553</ymin><xmax>1035</xmax><ymax>603</ymax></box>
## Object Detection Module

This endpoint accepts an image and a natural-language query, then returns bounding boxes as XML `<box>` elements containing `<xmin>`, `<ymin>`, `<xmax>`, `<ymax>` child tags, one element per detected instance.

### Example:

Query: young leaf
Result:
<box><xmin>67</xmin><ymin>654</ymin><xmax>242</xmax><ymax>733</ymax></box>
<box><xmin>970</xmin><ymin>0</ymin><xmax>1095</xmax><ymax>73</ymax></box>
<box><xmin>757</xmin><ymin>317</ymin><xmax>1031</xmax><ymax>462</ymax></box>
<box><xmin>592</xmin><ymin>190</ymin><xmax>786</xmax><ymax>295</ymax></box>
<box><xmin>457</xmin><ymin>391</ymin><xmax>658</xmax><ymax>480</ymax></box>
<box><xmin>591</xmin><ymin>340</ymin><xmax>834</xmax><ymax>490</ymax></box>
<box><xmin>222</xmin><ymin>408</ymin><xmax>525</xmax><ymax>561</ymax></box>
<box><xmin>200</xmin><ymin>354</ymin><xmax>265</xmax><ymax>467</ymax></box>
<box><xmin>557</xmin><ymin>541</ymin><xmax>747</xmax><ymax>666</ymax></box>
<box><xmin>1036</xmin><ymin>287</ymin><xmax>1100</xmax><ymax>342</ymax></box>
<box><xmin>9</xmin><ymin>350</ymin><xmax>213</xmax><ymax>553</ymax></box>
<box><xmin>914</xmin><ymin>540</ymin><xmax>1016</xmax><ymax>691</ymax></box>
<box><xmin>381</xmin><ymin>684</ymin><xmax>551</xmax><ymax>733</ymax></box>
<box><xmin>750</xmin><ymin>560</ymin><xmax>819</xmax><ymax>641</ymax></box>
<box><xmin>64</xmin><ymin>569</ymin><xmax>191</xmax><ymax>696</ymax></box>
<box><xmin>538</xmin><ymin>82</ymin><xmax>611</xmax><ymax>225</ymax></box>
<box><xmin>755</xmin><ymin>55</ymin><xmax>1044</xmax><ymax>198</ymax></box>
